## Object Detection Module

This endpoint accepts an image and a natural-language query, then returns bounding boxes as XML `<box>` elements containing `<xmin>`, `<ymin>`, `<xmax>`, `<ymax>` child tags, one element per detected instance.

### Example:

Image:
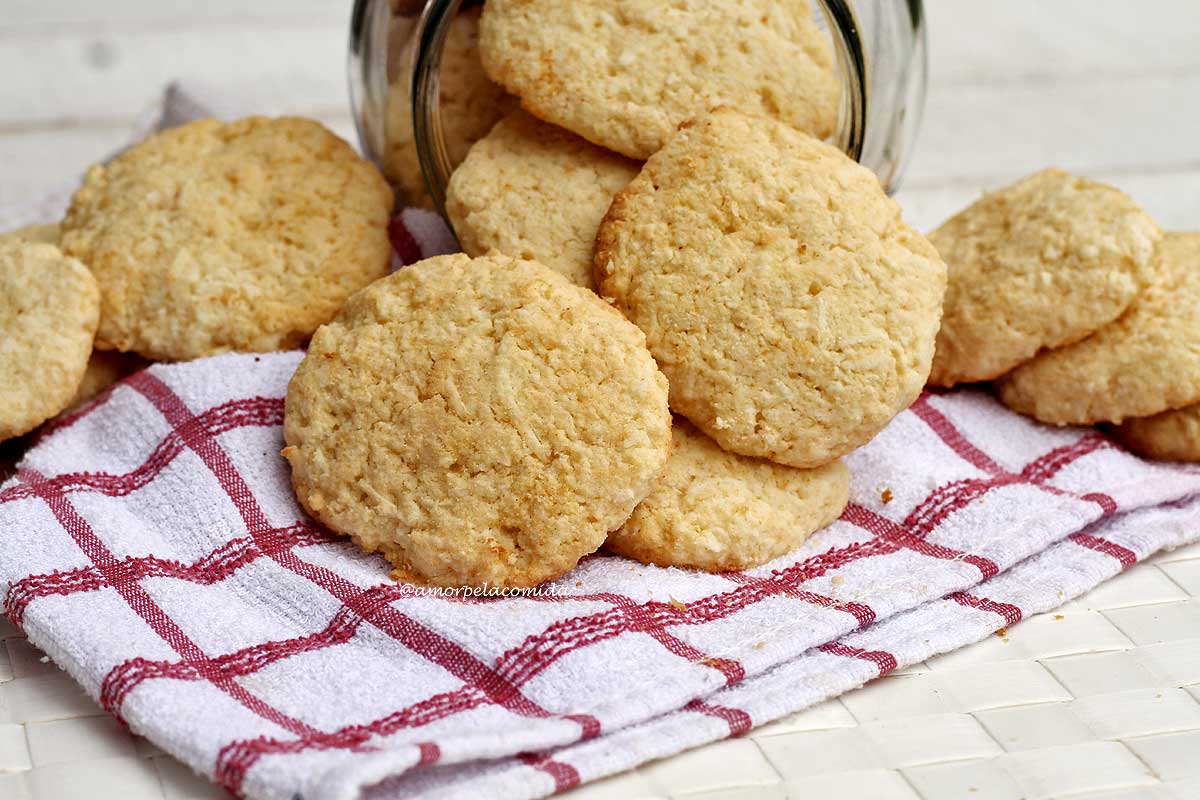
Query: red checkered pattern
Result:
<box><xmin>2</xmin><ymin>347</ymin><xmax>1199</xmax><ymax>800</ymax></box>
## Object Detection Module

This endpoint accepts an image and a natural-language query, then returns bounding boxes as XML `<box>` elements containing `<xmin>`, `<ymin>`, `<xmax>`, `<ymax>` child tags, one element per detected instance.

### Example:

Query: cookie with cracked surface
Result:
<box><xmin>998</xmin><ymin>232</ymin><xmax>1200</xmax><ymax>425</ymax></box>
<box><xmin>595</xmin><ymin>108</ymin><xmax>947</xmax><ymax>468</ymax></box>
<box><xmin>929</xmin><ymin>168</ymin><xmax>1161</xmax><ymax>387</ymax></box>
<box><xmin>446</xmin><ymin>109</ymin><xmax>640</xmax><ymax>288</ymax></box>
<box><xmin>1113</xmin><ymin>404</ymin><xmax>1200</xmax><ymax>462</ymax></box>
<box><xmin>605</xmin><ymin>418</ymin><xmax>850</xmax><ymax>571</ymax></box>
<box><xmin>479</xmin><ymin>0</ymin><xmax>837</xmax><ymax>160</ymax></box>
<box><xmin>0</xmin><ymin>241</ymin><xmax>100</xmax><ymax>441</ymax></box>
<box><xmin>61</xmin><ymin>116</ymin><xmax>394</xmax><ymax>361</ymax></box>
<box><xmin>283</xmin><ymin>252</ymin><xmax>672</xmax><ymax>588</ymax></box>
<box><xmin>383</xmin><ymin>5</ymin><xmax>519</xmax><ymax>208</ymax></box>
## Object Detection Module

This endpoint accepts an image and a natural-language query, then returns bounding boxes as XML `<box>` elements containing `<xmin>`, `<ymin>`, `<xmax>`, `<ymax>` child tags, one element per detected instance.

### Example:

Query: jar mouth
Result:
<box><xmin>350</xmin><ymin>0</ymin><xmax>925</xmax><ymax>222</ymax></box>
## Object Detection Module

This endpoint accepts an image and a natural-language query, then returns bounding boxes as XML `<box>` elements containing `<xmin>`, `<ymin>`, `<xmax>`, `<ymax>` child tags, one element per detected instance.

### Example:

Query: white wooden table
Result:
<box><xmin>2</xmin><ymin>2</ymin><xmax>1199</xmax><ymax>798</ymax></box>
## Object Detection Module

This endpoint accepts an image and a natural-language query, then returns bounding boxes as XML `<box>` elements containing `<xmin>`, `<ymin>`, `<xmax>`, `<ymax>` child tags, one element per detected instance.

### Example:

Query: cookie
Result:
<box><xmin>605</xmin><ymin>418</ymin><xmax>849</xmax><ymax>571</ymax></box>
<box><xmin>61</xmin><ymin>116</ymin><xmax>394</xmax><ymax>361</ymax></box>
<box><xmin>0</xmin><ymin>241</ymin><xmax>100</xmax><ymax>441</ymax></box>
<box><xmin>595</xmin><ymin>108</ymin><xmax>947</xmax><ymax>468</ymax></box>
<box><xmin>929</xmin><ymin>168</ymin><xmax>1161</xmax><ymax>387</ymax></box>
<box><xmin>0</xmin><ymin>222</ymin><xmax>61</xmax><ymax>245</ymax></box>
<box><xmin>446</xmin><ymin>110</ymin><xmax>640</xmax><ymax>288</ymax></box>
<box><xmin>1113</xmin><ymin>404</ymin><xmax>1200</xmax><ymax>462</ymax></box>
<box><xmin>70</xmin><ymin>351</ymin><xmax>147</xmax><ymax>408</ymax></box>
<box><xmin>383</xmin><ymin>5</ymin><xmax>519</xmax><ymax>208</ymax></box>
<box><xmin>479</xmin><ymin>0</ymin><xmax>838</xmax><ymax>160</ymax></box>
<box><xmin>283</xmin><ymin>252</ymin><xmax>671</xmax><ymax>588</ymax></box>
<box><xmin>998</xmin><ymin>232</ymin><xmax>1200</xmax><ymax>424</ymax></box>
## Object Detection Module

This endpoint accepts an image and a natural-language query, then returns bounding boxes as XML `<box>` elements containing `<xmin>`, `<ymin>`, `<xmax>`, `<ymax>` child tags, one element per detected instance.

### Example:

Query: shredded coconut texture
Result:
<box><xmin>595</xmin><ymin>108</ymin><xmax>947</xmax><ymax>468</ymax></box>
<box><xmin>447</xmin><ymin>109</ymin><xmax>640</xmax><ymax>288</ymax></box>
<box><xmin>61</xmin><ymin>116</ymin><xmax>394</xmax><ymax>361</ymax></box>
<box><xmin>479</xmin><ymin>0</ymin><xmax>837</xmax><ymax>159</ymax></box>
<box><xmin>999</xmin><ymin>232</ymin><xmax>1200</xmax><ymax>425</ymax></box>
<box><xmin>929</xmin><ymin>168</ymin><xmax>1161</xmax><ymax>387</ymax></box>
<box><xmin>284</xmin><ymin>253</ymin><xmax>672</xmax><ymax>588</ymax></box>
<box><xmin>384</xmin><ymin>6</ymin><xmax>518</xmax><ymax>208</ymax></box>
<box><xmin>605</xmin><ymin>418</ymin><xmax>849</xmax><ymax>571</ymax></box>
<box><xmin>0</xmin><ymin>241</ymin><xmax>99</xmax><ymax>440</ymax></box>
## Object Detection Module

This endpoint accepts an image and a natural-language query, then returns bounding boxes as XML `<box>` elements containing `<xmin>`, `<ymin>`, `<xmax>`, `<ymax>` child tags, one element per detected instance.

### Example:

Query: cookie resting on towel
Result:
<box><xmin>605</xmin><ymin>418</ymin><xmax>850</xmax><ymax>571</ymax></box>
<box><xmin>283</xmin><ymin>252</ymin><xmax>672</xmax><ymax>588</ymax></box>
<box><xmin>595</xmin><ymin>107</ymin><xmax>947</xmax><ymax>469</ymax></box>
<box><xmin>61</xmin><ymin>116</ymin><xmax>394</xmax><ymax>361</ymax></box>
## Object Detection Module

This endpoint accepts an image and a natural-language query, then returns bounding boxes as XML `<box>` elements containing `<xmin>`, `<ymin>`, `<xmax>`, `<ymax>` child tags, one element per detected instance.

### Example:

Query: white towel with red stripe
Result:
<box><xmin>2</xmin><ymin>353</ymin><xmax>1199</xmax><ymax>800</ymax></box>
<box><xmin>3</xmin><ymin>86</ymin><xmax>1200</xmax><ymax>800</ymax></box>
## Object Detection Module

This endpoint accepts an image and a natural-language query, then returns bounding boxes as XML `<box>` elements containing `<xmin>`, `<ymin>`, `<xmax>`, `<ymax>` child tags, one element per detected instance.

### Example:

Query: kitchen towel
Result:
<box><xmin>1</xmin><ymin>86</ymin><xmax>1198</xmax><ymax>800</ymax></box>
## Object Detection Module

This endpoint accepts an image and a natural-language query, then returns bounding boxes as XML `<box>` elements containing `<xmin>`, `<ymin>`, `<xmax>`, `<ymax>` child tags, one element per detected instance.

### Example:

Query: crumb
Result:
<box><xmin>881</xmin><ymin>488</ymin><xmax>893</xmax><ymax>504</ymax></box>
<box><xmin>753</xmin><ymin>641</ymin><xmax>765</xmax><ymax>650</ymax></box>
<box><xmin>995</xmin><ymin>627</ymin><xmax>1008</xmax><ymax>638</ymax></box>
<box><xmin>668</xmin><ymin>596</ymin><xmax>687</xmax><ymax>612</ymax></box>
<box><xmin>575</xmin><ymin>581</ymin><xmax>583</xmax><ymax>587</ymax></box>
<box><xmin>831</xmin><ymin>575</ymin><xmax>845</xmax><ymax>586</ymax></box>
<box><xmin>1054</xmin><ymin>614</ymin><xmax>1064</xmax><ymax>620</ymax></box>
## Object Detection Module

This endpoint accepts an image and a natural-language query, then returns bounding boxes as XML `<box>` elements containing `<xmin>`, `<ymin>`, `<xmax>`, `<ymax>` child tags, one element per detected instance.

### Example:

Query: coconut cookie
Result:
<box><xmin>998</xmin><ymin>232</ymin><xmax>1200</xmax><ymax>425</ymax></box>
<box><xmin>61</xmin><ymin>116</ymin><xmax>393</xmax><ymax>361</ymax></box>
<box><xmin>1113</xmin><ymin>404</ymin><xmax>1200</xmax><ymax>462</ymax></box>
<box><xmin>446</xmin><ymin>110</ymin><xmax>640</xmax><ymax>288</ymax></box>
<box><xmin>606</xmin><ymin>419</ymin><xmax>849</xmax><ymax>571</ymax></box>
<box><xmin>283</xmin><ymin>252</ymin><xmax>671</xmax><ymax>588</ymax></box>
<box><xmin>929</xmin><ymin>168</ymin><xmax>1161</xmax><ymax>387</ymax></box>
<box><xmin>0</xmin><ymin>241</ymin><xmax>100</xmax><ymax>441</ymax></box>
<box><xmin>479</xmin><ymin>0</ymin><xmax>837</xmax><ymax>160</ymax></box>
<box><xmin>596</xmin><ymin>108</ymin><xmax>947</xmax><ymax>468</ymax></box>
<box><xmin>69</xmin><ymin>351</ymin><xmax>147</xmax><ymax>408</ymax></box>
<box><xmin>384</xmin><ymin>5</ymin><xmax>519</xmax><ymax>208</ymax></box>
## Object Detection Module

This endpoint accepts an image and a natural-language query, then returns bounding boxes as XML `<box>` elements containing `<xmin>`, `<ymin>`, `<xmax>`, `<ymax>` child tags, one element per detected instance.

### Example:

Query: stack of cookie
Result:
<box><xmin>382</xmin><ymin>5</ymin><xmax>519</xmax><ymax>209</ymax></box>
<box><xmin>13</xmin><ymin>0</ymin><xmax>1189</xmax><ymax>594</ymax></box>
<box><xmin>278</xmin><ymin>0</ymin><xmax>946</xmax><ymax>589</ymax></box>
<box><xmin>0</xmin><ymin>116</ymin><xmax>395</xmax><ymax>451</ymax></box>
<box><xmin>926</xmin><ymin>168</ymin><xmax>1200</xmax><ymax>463</ymax></box>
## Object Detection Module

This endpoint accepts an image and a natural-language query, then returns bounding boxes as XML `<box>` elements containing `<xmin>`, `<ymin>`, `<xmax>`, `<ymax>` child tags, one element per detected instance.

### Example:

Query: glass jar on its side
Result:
<box><xmin>350</xmin><ymin>0</ymin><xmax>927</xmax><ymax>218</ymax></box>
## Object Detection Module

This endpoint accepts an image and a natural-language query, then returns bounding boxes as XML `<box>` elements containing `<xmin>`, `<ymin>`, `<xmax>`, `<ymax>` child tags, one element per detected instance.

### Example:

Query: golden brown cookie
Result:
<box><xmin>69</xmin><ymin>351</ymin><xmax>147</xmax><ymax>408</ymax></box>
<box><xmin>383</xmin><ymin>5</ymin><xmax>519</xmax><ymax>208</ymax></box>
<box><xmin>446</xmin><ymin>110</ymin><xmax>640</xmax><ymax>288</ymax></box>
<box><xmin>929</xmin><ymin>168</ymin><xmax>1161</xmax><ymax>387</ymax></box>
<box><xmin>61</xmin><ymin>116</ymin><xmax>394</xmax><ymax>361</ymax></box>
<box><xmin>605</xmin><ymin>418</ymin><xmax>849</xmax><ymax>571</ymax></box>
<box><xmin>0</xmin><ymin>241</ymin><xmax>100</xmax><ymax>441</ymax></box>
<box><xmin>283</xmin><ymin>252</ymin><xmax>672</xmax><ymax>588</ymax></box>
<box><xmin>998</xmin><ymin>232</ymin><xmax>1200</xmax><ymax>425</ymax></box>
<box><xmin>595</xmin><ymin>108</ymin><xmax>947</xmax><ymax>468</ymax></box>
<box><xmin>1113</xmin><ymin>404</ymin><xmax>1200</xmax><ymax>462</ymax></box>
<box><xmin>479</xmin><ymin>0</ymin><xmax>838</xmax><ymax>159</ymax></box>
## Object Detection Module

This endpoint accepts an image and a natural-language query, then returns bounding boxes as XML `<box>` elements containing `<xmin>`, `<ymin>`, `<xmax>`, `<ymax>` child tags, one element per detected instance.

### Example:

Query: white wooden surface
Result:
<box><xmin>1</xmin><ymin>1</ymin><xmax>1199</xmax><ymax>798</ymax></box>
<box><xmin>3</xmin><ymin>1</ymin><xmax>1198</xmax><ymax>230</ymax></box>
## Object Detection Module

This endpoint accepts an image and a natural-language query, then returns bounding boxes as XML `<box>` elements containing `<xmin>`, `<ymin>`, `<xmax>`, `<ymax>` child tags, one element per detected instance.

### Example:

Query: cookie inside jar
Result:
<box><xmin>352</xmin><ymin>0</ymin><xmax>930</xmax><ymax>212</ymax></box>
<box><xmin>376</xmin><ymin>1</ymin><xmax>518</xmax><ymax>209</ymax></box>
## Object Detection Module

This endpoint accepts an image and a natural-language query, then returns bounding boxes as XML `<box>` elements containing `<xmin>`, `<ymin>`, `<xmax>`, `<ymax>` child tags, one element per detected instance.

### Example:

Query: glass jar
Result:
<box><xmin>350</xmin><ymin>0</ymin><xmax>927</xmax><ymax>217</ymax></box>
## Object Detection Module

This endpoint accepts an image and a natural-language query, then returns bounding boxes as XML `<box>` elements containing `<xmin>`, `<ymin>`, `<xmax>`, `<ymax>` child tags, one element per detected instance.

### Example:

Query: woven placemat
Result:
<box><xmin>1</xmin><ymin>537</ymin><xmax>1196</xmax><ymax>800</ymax></box>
